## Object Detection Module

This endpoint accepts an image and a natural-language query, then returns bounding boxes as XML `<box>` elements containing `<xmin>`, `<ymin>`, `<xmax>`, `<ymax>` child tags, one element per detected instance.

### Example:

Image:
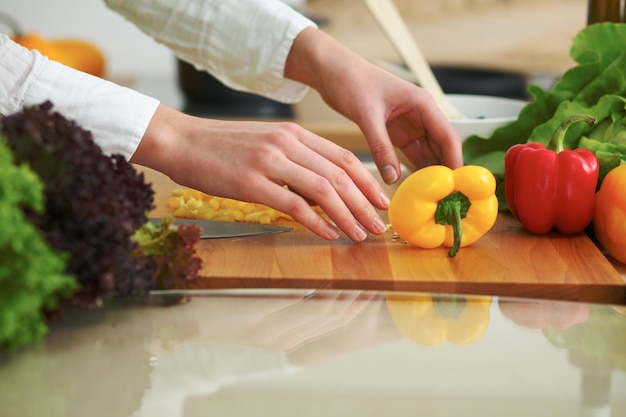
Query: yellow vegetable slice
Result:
<box><xmin>168</xmin><ymin>188</ymin><xmax>293</xmax><ymax>224</ymax></box>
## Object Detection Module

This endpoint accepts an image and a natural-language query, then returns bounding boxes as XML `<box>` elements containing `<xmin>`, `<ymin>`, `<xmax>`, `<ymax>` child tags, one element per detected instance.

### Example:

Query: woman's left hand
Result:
<box><xmin>285</xmin><ymin>27</ymin><xmax>464</xmax><ymax>184</ymax></box>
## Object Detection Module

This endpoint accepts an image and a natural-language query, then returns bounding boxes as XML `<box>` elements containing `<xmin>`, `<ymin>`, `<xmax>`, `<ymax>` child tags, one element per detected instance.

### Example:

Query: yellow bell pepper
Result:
<box><xmin>386</xmin><ymin>293</ymin><xmax>492</xmax><ymax>346</ymax></box>
<box><xmin>594</xmin><ymin>164</ymin><xmax>626</xmax><ymax>264</ymax></box>
<box><xmin>388</xmin><ymin>165</ymin><xmax>498</xmax><ymax>256</ymax></box>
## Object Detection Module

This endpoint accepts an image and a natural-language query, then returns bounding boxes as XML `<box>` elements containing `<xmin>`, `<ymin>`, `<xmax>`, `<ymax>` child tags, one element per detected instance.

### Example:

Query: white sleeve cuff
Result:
<box><xmin>0</xmin><ymin>34</ymin><xmax>159</xmax><ymax>160</ymax></box>
<box><xmin>26</xmin><ymin>59</ymin><xmax>160</xmax><ymax>159</ymax></box>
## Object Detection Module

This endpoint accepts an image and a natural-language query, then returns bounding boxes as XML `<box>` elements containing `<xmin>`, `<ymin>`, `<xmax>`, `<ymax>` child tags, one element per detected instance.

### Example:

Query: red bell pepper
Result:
<box><xmin>504</xmin><ymin>114</ymin><xmax>599</xmax><ymax>235</ymax></box>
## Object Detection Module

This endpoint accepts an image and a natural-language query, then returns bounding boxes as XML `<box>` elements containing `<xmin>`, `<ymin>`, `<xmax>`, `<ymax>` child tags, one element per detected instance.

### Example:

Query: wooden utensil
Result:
<box><xmin>364</xmin><ymin>0</ymin><xmax>464</xmax><ymax>119</ymax></box>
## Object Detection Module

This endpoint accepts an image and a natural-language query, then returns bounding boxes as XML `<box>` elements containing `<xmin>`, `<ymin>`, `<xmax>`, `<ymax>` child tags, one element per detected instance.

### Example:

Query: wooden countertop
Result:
<box><xmin>143</xmin><ymin>166</ymin><xmax>625</xmax><ymax>305</ymax></box>
<box><xmin>133</xmin><ymin>1</ymin><xmax>626</xmax><ymax>304</ymax></box>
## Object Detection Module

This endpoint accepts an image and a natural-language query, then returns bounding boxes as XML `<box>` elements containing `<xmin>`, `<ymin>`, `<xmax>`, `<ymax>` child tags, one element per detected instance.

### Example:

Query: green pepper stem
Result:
<box><xmin>448</xmin><ymin>200</ymin><xmax>462</xmax><ymax>257</ymax></box>
<box><xmin>547</xmin><ymin>114</ymin><xmax>597</xmax><ymax>153</ymax></box>
<box><xmin>433</xmin><ymin>295</ymin><xmax>467</xmax><ymax>318</ymax></box>
<box><xmin>435</xmin><ymin>191</ymin><xmax>471</xmax><ymax>257</ymax></box>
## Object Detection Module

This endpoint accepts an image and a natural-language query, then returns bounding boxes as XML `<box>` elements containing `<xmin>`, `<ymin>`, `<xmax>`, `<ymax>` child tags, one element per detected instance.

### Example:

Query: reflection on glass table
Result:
<box><xmin>0</xmin><ymin>290</ymin><xmax>624</xmax><ymax>417</ymax></box>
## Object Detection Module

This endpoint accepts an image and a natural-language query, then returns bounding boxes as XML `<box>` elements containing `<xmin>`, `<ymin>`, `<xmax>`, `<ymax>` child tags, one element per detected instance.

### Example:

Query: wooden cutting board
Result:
<box><xmin>143</xmin><ymin>167</ymin><xmax>625</xmax><ymax>304</ymax></box>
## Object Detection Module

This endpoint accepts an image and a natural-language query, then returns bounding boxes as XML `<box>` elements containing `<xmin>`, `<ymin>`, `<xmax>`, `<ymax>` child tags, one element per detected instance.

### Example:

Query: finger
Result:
<box><xmin>398</xmin><ymin>136</ymin><xmax>440</xmax><ymax>170</ymax></box>
<box><xmin>428</xmin><ymin>125</ymin><xmax>464</xmax><ymax>169</ymax></box>
<box><xmin>285</xmin><ymin>185</ymin><xmax>316</xmax><ymax>206</ymax></box>
<box><xmin>297</xmin><ymin>133</ymin><xmax>391</xmax><ymax>210</ymax></box>
<box><xmin>354</xmin><ymin>113</ymin><xmax>401</xmax><ymax>185</ymax></box>
<box><xmin>255</xmin><ymin>180</ymin><xmax>342</xmax><ymax>241</ymax></box>
<box><xmin>417</xmin><ymin>103</ymin><xmax>465</xmax><ymax>169</ymax></box>
<box><xmin>250</xmin><ymin>165</ymin><xmax>373</xmax><ymax>243</ymax></box>
<box><xmin>285</xmin><ymin>139</ymin><xmax>389</xmax><ymax>238</ymax></box>
<box><xmin>283</xmin><ymin>164</ymin><xmax>381</xmax><ymax>242</ymax></box>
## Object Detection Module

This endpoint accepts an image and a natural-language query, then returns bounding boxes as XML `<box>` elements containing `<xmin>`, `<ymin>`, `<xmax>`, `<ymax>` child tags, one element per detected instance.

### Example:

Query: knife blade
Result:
<box><xmin>148</xmin><ymin>218</ymin><xmax>292</xmax><ymax>239</ymax></box>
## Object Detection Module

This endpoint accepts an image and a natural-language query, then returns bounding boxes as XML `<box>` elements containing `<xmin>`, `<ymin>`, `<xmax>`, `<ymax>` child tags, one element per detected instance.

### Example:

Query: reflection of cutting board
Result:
<box><xmin>144</xmin><ymin>167</ymin><xmax>625</xmax><ymax>305</ymax></box>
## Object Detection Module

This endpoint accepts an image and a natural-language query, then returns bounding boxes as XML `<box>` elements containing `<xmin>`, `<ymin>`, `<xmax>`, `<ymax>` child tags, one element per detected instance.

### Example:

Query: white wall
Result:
<box><xmin>1</xmin><ymin>0</ymin><xmax>178</xmax><ymax>79</ymax></box>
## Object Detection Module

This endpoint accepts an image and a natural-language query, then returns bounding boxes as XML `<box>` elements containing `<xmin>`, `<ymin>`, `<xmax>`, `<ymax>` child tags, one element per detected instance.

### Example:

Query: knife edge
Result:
<box><xmin>148</xmin><ymin>217</ymin><xmax>292</xmax><ymax>239</ymax></box>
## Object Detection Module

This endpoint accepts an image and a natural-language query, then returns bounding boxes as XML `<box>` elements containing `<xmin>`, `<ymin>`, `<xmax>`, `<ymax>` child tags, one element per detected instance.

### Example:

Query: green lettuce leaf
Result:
<box><xmin>463</xmin><ymin>22</ymin><xmax>626</xmax><ymax>207</ymax></box>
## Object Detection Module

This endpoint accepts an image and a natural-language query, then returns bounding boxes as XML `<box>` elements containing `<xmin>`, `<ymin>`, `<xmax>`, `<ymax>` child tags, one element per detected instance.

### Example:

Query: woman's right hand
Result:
<box><xmin>130</xmin><ymin>104</ymin><xmax>390</xmax><ymax>243</ymax></box>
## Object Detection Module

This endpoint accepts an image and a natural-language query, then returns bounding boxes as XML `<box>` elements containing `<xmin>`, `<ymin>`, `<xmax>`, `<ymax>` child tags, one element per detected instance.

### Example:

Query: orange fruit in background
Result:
<box><xmin>51</xmin><ymin>39</ymin><xmax>106</xmax><ymax>78</ymax></box>
<box><xmin>11</xmin><ymin>33</ymin><xmax>64</xmax><ymax>60</ymax></box>
<box><xmin>12</xmin><ymin>32</ymin><xmax>106</xmax><ymax>78</ymax></box>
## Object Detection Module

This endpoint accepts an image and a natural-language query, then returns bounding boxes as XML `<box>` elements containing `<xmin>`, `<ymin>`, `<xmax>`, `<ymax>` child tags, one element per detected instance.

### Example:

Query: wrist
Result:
<box><xmin>130</xmin><ymin>104</ymin><xmax>183</xmax><ymax>175</ymax></box>
<box><xmin>284</xmin><ymin>27</ymin><xmax>336</xmax><ymax>91</ymax></box>
<box><xmin>284</xmin><ymin>27</ymin><xmax>372</xmax><ymax>109</ymax></box>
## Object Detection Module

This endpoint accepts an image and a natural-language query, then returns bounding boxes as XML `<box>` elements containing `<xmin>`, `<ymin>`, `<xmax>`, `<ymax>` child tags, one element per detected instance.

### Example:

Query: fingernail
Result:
<box><xmin>379</xmin><ymin>191</ymin><xmax>390</xmax><ymax>208</ymax></box>
<box><xmin>327</xmin><ymin>225</ymin><xmax>340</xmax><ymax>240</ymax></box>
<box><xmin>354</xmin><ymin>224</ymin><xmax>368</xmax><ymax>242</ymax></box>
<box><xmin>382</xmin><ymin>165</ymin><xmax>398</xmax><ymax>184</ymax></box>
<box><xmin>373</xmin><ymin>216</ymin><xmax>387</xmax><ymax>234</ymax></box>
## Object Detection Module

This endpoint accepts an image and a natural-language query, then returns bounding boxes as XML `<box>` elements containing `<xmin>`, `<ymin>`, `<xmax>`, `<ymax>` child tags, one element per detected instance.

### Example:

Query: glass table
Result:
<box><xmin>1</xmin><ymin>289</ymin><xmax>624</xmax><ymax>417</ymax></box>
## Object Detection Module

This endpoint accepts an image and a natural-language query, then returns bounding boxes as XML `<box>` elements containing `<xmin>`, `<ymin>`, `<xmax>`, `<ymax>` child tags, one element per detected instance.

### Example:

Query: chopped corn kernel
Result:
<box><xmin>168</xmin><ymin>188</ymin><xmax>293</xmax><ymax>224</ymax></box>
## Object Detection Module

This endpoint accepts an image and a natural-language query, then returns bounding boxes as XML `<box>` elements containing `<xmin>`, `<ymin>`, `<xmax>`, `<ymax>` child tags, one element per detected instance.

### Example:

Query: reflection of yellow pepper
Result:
<box><xmin>388</xmin><ymin>165</ymin><xmax>498</xmax><ymax>257</ymax></box>
<box><xmin>386</xmin><ymin>293</ymin><xmax>492</xmax><ymax>346</ymax></box>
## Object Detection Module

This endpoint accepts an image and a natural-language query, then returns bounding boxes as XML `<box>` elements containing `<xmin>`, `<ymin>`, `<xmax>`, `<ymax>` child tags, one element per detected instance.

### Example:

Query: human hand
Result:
<box><xmin>285</xmin><ymin>28</ymin><xmax>463</xmax><ymax>184</ymax></box>
<box><xmin>147</xmin><ymin>290</ymin><xmax>395</xmax><ymax>367</ymax></box>
<box><xmin>131</xmin><ymin>105</ymin><xmax>390</xmax><ymax>242</ymax></box>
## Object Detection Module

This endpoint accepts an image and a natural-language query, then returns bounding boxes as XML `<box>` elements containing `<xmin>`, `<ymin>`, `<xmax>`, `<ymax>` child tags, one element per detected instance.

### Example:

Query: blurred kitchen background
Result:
<box><xmin>2</xmin><ymin>0</ymin><xmax>178</xmax><ymax>78</ymax></box>
<box><xmin>1</xmin><ymin>0</ymin><xmax>587</xmax><ymax>82</ymax></box>
<box><xmin>2</xmin><ymin>0</ymin><xmax>590</xmax><ymax>124</ymax></box>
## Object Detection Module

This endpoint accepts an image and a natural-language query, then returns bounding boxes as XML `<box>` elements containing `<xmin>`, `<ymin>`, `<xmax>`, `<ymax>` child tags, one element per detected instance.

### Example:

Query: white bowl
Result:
<box><xmin>446</xmin><ymin>94</ymin><xmax>527</xmax><ymax>142</ymax></box>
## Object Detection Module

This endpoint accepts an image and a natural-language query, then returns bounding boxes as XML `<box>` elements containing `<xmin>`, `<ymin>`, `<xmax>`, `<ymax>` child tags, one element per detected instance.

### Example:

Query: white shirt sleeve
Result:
<box><xmin>103</xmin><ymin>0</ymin><xmax>317</xmax><ymax>103</ymax></box>
<box><xmin>1</xmin><ymin>1</ymin><xmax>315</xmax><ymax>159</ymax></box>
<box><xmin>0</xmin><ymin>34</ymin><xmax>159</xmax><ymax>159</ymax></box>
